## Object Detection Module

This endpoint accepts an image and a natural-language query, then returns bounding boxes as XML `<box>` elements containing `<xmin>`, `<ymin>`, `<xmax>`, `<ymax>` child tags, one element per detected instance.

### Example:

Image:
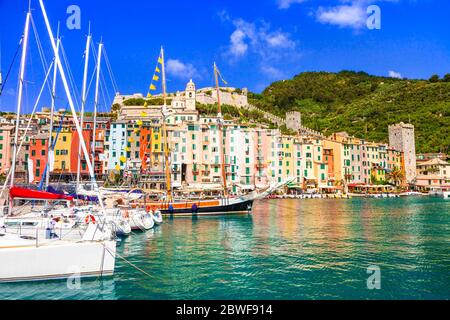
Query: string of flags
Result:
<box><xmin>116</xmin><ymin>49</ymin><xmax>164</xmax><ymax>171</ymax></box>
<box><xmin>147</xmin><ymin>49</ymin><xmax>164</xmax><ymax>99</ymax></box>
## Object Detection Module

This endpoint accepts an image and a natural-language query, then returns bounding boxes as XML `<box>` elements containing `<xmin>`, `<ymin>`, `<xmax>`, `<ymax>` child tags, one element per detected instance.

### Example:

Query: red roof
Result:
<box><xmin>10</xmin><ymin>187</ymin><xmax>74</xmax><ymax>201</ymax></box>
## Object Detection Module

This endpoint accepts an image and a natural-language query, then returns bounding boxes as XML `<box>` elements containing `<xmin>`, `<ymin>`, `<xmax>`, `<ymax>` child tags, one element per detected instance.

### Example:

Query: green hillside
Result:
<box><xmin>249</xmin><ymin>71</ymin><xmax>450</xmax><ymax>154</ymax></box>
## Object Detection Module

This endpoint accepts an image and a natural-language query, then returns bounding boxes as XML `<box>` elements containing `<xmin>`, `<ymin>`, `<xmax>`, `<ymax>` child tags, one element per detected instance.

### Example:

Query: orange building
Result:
<box><xmin>29</xmin><ymin>133</ymin><xmax>49</xmax><ymax>183</ymax></box>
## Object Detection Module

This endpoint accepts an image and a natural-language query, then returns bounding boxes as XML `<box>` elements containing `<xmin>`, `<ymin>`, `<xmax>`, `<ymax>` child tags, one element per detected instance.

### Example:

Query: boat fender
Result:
<box><xmin>192</xmin><ymin>203</ymin><xmax>198</xmax><ymax>214</ymax></box>
<box><xmin>85</xmin><ymin>214</ymin><xmax>96</xmax><ymax>224</ymax></box>
<box><xmin>169</xmin><ymin>204</ymin><xmax>174</xmax><ymax>214</ymax></box>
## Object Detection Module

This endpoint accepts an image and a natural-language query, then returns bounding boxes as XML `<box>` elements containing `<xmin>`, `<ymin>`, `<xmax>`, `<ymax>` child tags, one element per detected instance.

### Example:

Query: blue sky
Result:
<box><xmin>1</xmin><ymin>0</ymin><xmax>450</xmax><ymax>113</ymax></box>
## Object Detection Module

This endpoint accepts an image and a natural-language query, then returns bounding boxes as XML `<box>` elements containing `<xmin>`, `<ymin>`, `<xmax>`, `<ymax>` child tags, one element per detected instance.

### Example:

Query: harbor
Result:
<box><xmin>1</xmin><ymin>197</ymin><xmax>449</xmax><ymax>300</ymax></box>
<box><xmin>0</xmin><ymin>0</ymin><xmax>449</xmax><ymax>302</ymax></box>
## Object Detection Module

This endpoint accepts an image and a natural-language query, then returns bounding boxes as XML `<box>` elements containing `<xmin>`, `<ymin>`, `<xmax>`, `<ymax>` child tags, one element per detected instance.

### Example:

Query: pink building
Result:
<box><xmin>0</xmin><ymin>124</ymin><xmax>14</xmax><ymax>175</ymax></box>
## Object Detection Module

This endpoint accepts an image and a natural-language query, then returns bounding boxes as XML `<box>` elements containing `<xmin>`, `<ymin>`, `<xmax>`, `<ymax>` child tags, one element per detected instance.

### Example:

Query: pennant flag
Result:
<box><xmin>215</xmin><ymin>64</ymin><xmax>228</xmax><ymax>85</ymax></box>
<box><xmin>120</xmin><ymin>156</ymin><xmax>127</xmax><ymax>163</ymax></box>
<box><xmin>140</xmin><ymin>112</ymin><xmax>148</xmax><ymax>117</ymax></box>
<box><xmin>128</xmin><ymin>138</ymin><xmax>135</xmax><ymax>143</ymax></box>
<box><xmin>125</xmin><ymin>147</ymin><xmax>130</xmax><ymax>152</ymax></box>
<box><xmin>134</xmin><ymin>128</ymin><xmax>140</xmax><ymax>134</ymax></box>
<box><xmin>136</xmin><ymin>120</ymin><xmax>143</xmax><ymax>126</ymax></box>
<box><xmin>115</xmin><ymin>164</ymin><xmax>121</xmax><ymax>171</ymax></box>
<box><xmin>146</xmin><ymin>49</ymin><xmax>164</xmax><ymax>99</ymax></box>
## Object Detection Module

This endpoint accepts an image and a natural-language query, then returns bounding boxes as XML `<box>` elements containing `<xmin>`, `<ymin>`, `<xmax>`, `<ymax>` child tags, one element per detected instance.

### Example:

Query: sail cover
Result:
<box><xmin>9</xmin><ymin>187</ymin><xmax>74</xmax><ymax>201</ymax></box>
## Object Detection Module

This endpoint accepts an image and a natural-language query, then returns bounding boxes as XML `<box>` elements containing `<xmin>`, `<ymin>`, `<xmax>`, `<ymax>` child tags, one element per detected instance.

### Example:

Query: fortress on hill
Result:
<box><xmin>113</xmin><ymin>80</ymin><xmax>249</xmax><ymax>121</ymax></box>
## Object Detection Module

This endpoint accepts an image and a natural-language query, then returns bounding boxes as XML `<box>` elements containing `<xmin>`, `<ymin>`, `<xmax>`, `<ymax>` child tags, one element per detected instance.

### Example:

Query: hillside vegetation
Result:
<box><xmin>249</xmin><ymin>71</ymin><xmax>450</xmax><ymax>153</ymax></box>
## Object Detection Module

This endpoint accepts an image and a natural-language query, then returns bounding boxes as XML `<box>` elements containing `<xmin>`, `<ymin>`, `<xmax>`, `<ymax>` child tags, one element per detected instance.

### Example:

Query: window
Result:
<box><xmin>41</xmin><ymin>150</ymin><xmax>46</xmax><ymax>156</ymax></box>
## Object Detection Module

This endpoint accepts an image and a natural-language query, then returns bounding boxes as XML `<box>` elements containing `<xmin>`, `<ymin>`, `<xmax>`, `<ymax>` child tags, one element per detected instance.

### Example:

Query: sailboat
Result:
<box><xmin>141</xmin><ymin>55</ymin><xmax>261</xmax><ymax>216</ymax></box>
<box><xmin>0</xmin><ymin>0</ymin><xmax>116</xmax><ymax>283</ymax></box>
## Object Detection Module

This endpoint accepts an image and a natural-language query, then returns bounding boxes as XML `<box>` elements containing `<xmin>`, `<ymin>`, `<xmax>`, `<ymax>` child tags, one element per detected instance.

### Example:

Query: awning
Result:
<box><xmin>10</xmin><ymin>187</ymin><xmax>74</xmax><ymax>201</ymax></box>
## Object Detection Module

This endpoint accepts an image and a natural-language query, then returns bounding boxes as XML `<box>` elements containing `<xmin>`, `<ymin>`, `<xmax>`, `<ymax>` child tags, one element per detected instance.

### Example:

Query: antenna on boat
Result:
<box><xmin>9</xmin><ymin>8</ymin><xmax>31</xmax><ymax>214</ymax></box>
<box><xmin>160</xmin><ymin>46</ymin><xmax>173</xmax><ymax>202</ymax></box>
<box><xmin>45</xmin><ymin>21</ymin><xmax>60</xmax><ymax>191</ymax></box>
<box><xmin>92</xmin><ymin>38</ymin><xmax>103</xmax><ymax>184</ymax></box>
<box><xmin>38</xmin><ymin>0</ymin><xmax>107</xmax><ymax>215</ymax></box>
<box><xmin>76</xmin><ymin>22</ymin><xmax>92</xmax><ymax>195</ymax></box>
<box><xmin>214</xmin><ymin>62</ymin><xmax>228</xmax><ymax>198</ymax></box>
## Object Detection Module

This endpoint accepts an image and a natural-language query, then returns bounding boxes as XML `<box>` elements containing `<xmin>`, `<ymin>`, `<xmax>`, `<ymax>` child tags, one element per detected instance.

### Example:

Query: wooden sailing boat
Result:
<box><xmin>144</xmin><ymin>55</ymin><xmax>256</xmax><ymax>216</ymax></box>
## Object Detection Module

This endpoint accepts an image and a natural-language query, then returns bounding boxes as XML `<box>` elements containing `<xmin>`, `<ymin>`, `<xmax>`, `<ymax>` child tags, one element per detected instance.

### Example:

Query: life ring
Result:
<box><xmin>85</xmin><ymin>215</ymin><xmax>96</xmax><ymax>224</ymax></box>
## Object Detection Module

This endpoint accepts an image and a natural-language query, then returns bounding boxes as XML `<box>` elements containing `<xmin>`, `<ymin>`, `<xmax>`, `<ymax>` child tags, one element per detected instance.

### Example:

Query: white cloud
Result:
<box><xmin>316</xmin><ymin>4</ymin><xmax>366</xmax><ymax>29</ymax></box>
<box><xmin>220</xmin><ymin>11</ymin><xmax>301</xmax><ymax>83</ymax></box>
<box><xmin>265</xmin><ymin>32</ymin><xmax>296</xmax><ymax>49</ymax></box>
<box><xmin>166</xmin><ymin>59</ymin><xmax>197</xmax><ymax>79</ymax></box>
<box><xmin>277</xmin><ymin>0</ymin><xmax>307</xmax><ymax>10</ymax></box>
<box><xmin>230</xmin><ymin>29</ymin><xmax>249</xmax><ymax>57</ymax></box>
<box><xmin>388</xmin><ymin>70</ymin><xmax>402</xmax><ymax>79</ymax></box>
<box><xmin>315</xmin><ymin>0</ymin><xmax>398</xmax><ymax>29</ymax></box>
<box><xmin>225</xmin><ymin>17</ymin><xmax>297</xmax><ymax>59</ymax></box>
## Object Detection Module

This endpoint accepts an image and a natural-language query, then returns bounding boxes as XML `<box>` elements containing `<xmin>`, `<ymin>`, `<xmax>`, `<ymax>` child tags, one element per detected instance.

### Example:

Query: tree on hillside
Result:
<box><xmin>443</xmin><ymin>74</ymin><xmax>450</xmax><ymax>82</ymax></box>
<box><xmin>429</xmin><ymin>74</ymin><xmax>440</xmax><ymax>83</ymax></box>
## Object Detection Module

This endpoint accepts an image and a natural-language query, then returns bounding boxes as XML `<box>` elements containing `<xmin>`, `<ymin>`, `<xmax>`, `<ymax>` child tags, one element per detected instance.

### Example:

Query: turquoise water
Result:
<box><xmin>1</xmin><ymin>197</ymin><xmax>449</xmax><ymax>300</ymax></box>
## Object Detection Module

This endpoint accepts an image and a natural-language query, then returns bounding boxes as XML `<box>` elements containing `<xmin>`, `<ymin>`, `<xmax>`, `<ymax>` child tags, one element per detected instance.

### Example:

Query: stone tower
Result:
<box><xmin>286</xmin><ymin>111</ymin><xmax>302</xmax><ymax>132</ymax></box>
<box><xmin>388</xmin><ymin>122</ymin><xmax>417</xmax><ymax>185</ymax></box>
<box><xmin>185</xmin><ymin>79</ymin><xmax>196</xmax><ymax>111</ymax></box>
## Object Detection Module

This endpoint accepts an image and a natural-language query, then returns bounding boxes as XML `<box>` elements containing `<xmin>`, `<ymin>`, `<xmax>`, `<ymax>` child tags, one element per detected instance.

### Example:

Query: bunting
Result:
<box><xmin>146</xmin><ymin>48</ymin><xmax>164</xmax><ymax>100</ymax></box>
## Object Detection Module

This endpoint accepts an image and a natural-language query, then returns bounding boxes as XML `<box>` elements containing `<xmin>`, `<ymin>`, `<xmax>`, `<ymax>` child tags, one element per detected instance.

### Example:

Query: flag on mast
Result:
<box><xmin>146</xmin><ymin>49</ymin><xmax>164</xmax><ymax>100</ymax></box>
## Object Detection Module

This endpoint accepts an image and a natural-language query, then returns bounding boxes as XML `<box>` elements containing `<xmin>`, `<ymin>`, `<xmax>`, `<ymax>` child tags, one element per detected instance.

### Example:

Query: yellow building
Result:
<box><xmin>282</xmin><ymin>136</ymin><xmax>295</xmax><ymax>179</ymax></box>
<box><xmin>52</xmin><ymin>127</ymin><xmax>72</xmax><ymax>172</ymax></box>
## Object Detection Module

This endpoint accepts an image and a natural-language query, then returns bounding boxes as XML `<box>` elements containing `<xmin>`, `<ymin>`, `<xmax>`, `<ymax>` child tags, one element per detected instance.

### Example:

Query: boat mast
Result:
<box><xmin>92</xmin><ymin>41</ymin><xmax>103</xmax><ymax>182</ymax></box>
<box><xmin>39</xmin><ymin>0</ymin><xmax>106</xmax><ymax>213</ymax></box>
<box><xmin>45</xmin><ymin>24</ymin><xmax>60</xmax><ymax>190</ymax></box>
<box><xmin>76</xmin><ymin>25</ymin><xmax>92</xmax><ymax>192</ymax></box>
<box><xmin>9</xmin><ymin>9</ymin><xmax>31</xmax><ymax>202</ymax></box>
<box><xmin>161</xmin><ymin>46</ymin><xmax>172</xmax><ymax>202</ymax></box>
<box><xmin>214</xmin><ymin>62</ymin><xmax>228</xmax><ymax>198</ymax></box>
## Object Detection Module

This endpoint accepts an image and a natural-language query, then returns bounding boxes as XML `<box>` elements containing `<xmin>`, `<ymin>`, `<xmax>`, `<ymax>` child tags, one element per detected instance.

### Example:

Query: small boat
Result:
<box><xmin>151</xmin><ymin>210</ymin><xmax>163</xmax><ymax>225</ymax></box>
<box><xmin>0</xmin><ymin>228</ymin><xmax>116</xmax><ymax>283</ymax></box>
<box><xmin>127</xmin><ymin>209</ymin><xmax>154</xmax><ymax>231</ymax></box>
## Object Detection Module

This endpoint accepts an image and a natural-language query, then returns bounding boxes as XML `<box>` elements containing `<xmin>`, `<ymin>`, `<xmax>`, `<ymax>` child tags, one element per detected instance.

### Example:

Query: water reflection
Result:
<box><xmin>1</xmin><ymin>198</ymin><xmax>449</xmax><ymax>300</ymax></box>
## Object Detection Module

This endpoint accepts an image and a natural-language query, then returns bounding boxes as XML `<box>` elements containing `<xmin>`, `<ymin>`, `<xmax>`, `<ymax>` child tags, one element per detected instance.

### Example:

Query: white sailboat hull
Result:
<box><xmin>0</xmin><ymin>238</ymin><xmax>116</xmax><ymax>283</ymax></box>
